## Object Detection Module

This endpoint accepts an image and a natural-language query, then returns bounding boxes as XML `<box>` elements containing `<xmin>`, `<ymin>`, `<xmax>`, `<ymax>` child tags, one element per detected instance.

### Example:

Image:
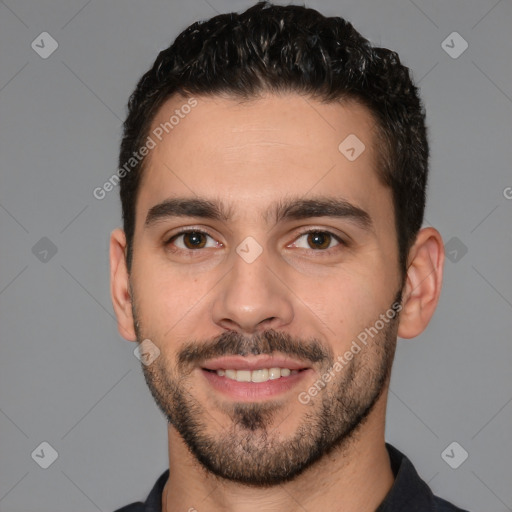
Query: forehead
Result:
<box><xmin>136</xmin><ymin>92</ymin><xmax>391</xmax><ymax>227</ymax></box>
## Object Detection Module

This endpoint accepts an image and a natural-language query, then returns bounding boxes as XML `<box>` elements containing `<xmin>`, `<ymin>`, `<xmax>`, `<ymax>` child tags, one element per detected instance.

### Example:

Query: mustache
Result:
<box><xmin>176</xmin><ymin>328</ymin><xmax>333</xmax><ymax>370</ymax></box>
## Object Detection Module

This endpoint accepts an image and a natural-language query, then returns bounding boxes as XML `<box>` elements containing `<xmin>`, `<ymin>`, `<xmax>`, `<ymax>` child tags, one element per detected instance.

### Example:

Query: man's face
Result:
<box><xmin>128</xmin><ymin>93</ymin><xmax>403</xmax><ymax>485</ymax></box>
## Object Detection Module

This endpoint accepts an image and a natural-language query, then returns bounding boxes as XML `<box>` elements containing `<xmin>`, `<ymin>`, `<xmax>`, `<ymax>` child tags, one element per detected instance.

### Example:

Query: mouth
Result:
<box><xmin>200</xmin><ymin>355</ymin><xmax>313</xmax><ymax>401</ymax></box>
<box><xmin>203</xmin><ymin>366</ymin><xmax>304</xmax><ymax>382</ymax></box>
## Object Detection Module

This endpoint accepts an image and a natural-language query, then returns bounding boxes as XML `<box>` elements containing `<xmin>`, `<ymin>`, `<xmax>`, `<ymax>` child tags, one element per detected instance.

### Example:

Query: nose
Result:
<box><xmin>211</xmin><ymin>247</ymin><xmax>294</xmax><ymax>334</ymax></box>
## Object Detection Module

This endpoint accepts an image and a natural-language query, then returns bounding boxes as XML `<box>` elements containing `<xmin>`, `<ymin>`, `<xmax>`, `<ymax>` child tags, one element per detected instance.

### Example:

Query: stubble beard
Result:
<box><xmin>133</xmin><ymin>292</ymin><xmax>401</xmax><ymax>487</ymax></box>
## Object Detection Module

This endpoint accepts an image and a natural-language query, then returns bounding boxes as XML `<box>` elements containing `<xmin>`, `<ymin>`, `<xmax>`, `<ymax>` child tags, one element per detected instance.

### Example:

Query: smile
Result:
<box><xmin>208</xmin><ymin>367</ymin><xmax>300</xmax><ymax>382</ymax></box>
<box><xmin>201</xmin><ymin>367</ymin><xmax>312</xmax><ymax>401</ymax></box>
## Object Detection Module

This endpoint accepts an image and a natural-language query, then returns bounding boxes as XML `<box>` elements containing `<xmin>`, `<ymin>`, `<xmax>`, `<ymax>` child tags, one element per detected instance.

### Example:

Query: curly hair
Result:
<box><xmin>119</xmin><ymin>1</ymin><xmax>428</xmax><ymax>277</ymax></box>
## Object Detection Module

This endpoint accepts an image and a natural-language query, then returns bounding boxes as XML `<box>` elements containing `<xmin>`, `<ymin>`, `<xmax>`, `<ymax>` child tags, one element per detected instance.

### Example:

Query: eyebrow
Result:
<box><xmin>144</xmin><ymin>196</ymin><xmax>373</xmax><ymax>232</ymax></box>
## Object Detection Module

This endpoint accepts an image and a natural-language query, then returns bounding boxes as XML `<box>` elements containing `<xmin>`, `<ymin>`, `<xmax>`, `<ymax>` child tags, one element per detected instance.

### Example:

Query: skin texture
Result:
<box><xmin>110</xmin><ymin>93</ymin><xmax>445</xmax><ymax>512</ymax></box>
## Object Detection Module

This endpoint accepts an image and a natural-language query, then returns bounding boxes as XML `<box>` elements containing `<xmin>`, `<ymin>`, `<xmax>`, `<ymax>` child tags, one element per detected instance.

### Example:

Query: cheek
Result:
<box><xmin>131</xmin><ymin>262</ymin><xmax>177</xmax><ymax>322</ymax></box>
<box><xmin>131</xmin><ymin>257</ymin><xmax>216</xmax><ymax>339</ymax></box>
<box><xmin>299</xmin><ymin>267</ymin><xmax>393</xmax><ymax>343</ymax></box>
<box><xmin>319</xmin><ymin>283</ymin><xmax>368</xmax><ymax>334</ymax></box>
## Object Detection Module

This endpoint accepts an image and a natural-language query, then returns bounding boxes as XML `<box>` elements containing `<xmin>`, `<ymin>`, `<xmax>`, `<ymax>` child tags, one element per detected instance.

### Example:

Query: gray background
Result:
<box><xmin>0</xmin><ymin>0</ymin><xmax>511</xmax><ymax>510</ymax></box>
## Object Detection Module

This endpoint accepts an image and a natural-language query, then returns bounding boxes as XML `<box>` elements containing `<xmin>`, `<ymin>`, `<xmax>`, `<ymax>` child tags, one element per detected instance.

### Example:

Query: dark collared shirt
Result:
<box><xmin>114</xmin><ymin>443</ymin><xmax>470</xmax><ymax>512</ymax></box>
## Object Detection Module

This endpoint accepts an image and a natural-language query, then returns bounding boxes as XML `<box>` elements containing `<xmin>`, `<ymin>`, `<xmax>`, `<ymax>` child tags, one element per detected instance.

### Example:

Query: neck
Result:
<box><xmin>163</xmin><ymin>395</ymin><xmax>394</xmax><ymax>512</ymax></box>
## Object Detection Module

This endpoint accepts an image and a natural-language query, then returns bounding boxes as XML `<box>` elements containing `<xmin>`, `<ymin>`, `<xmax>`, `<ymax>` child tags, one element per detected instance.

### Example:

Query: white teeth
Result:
<box><xmin>236</xmin><ymin>370</ymin><xmax>251</xmax><ymax>382</ymax></box>
<box><xmin>225</xmin><ymin>369</ymin><xmax>236</xmax><ymax>379</ymax></box>
<box><xmin>251</xmin><ymin>369</ymin><xmax>268</xmax><ymax>382</ymax></box>
<box><xmin>269</xmin><ymin>367</ymin><xmax>281</xmax><ymax>380</ymax></box>
<box><xmin>214</xmin><ymin>367</ymin><xmax>300</xmax><ymax>382</ymax></box>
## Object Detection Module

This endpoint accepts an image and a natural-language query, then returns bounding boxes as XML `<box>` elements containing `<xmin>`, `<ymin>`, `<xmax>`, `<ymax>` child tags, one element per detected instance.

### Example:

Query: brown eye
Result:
<box><xmin>307</xmin><ymin>232</ymin><xmax>333</xmax><ymax>250</ymax></box>
<box><xmin>289</xmin><ymin>230</ymin><xmax>343</xmax><ymax>252</ymax></box>
<box><xmin>167</xmin><ymin>230</ymin><xmax>217</xmax><ymax>251</ymax></box>
<box><xmin>182</xmin><ymin>231</ymin><xmax>207</xmax><ymax>249</ymax></box>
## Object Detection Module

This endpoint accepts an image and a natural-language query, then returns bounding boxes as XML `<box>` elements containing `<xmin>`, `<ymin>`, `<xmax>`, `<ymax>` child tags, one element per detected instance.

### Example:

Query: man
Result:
<box><xmin>110</xmin><ymin>2</ymin><xmax>469</xmax><ymax>511</ymax></box>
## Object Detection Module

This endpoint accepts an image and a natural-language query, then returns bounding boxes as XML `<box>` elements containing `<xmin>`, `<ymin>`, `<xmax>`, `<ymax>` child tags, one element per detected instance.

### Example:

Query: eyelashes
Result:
<box><xmin>289</xmin><ymin>229</ymin><xmax>344</xmax><ymax>251</ymax></box>
<box><xmin>166</xmin><ymin>229</ymin><xmax>221</xmax><ymax>251</ymax></box>
<box><xmin>164</xmin><ymin>228</ymin><xmax>347</xmax><ymax>255</ymax></box>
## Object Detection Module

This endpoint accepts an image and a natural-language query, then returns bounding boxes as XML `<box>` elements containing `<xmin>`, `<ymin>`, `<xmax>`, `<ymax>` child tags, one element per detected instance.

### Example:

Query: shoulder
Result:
<box><xmin>112</xmin><ymin>503</ymin><xmax>145</xmax><ymax>512</ymax></box>
<box><xmin>383</xmin><ymin>443</ymin><xmax>471</xmax><ymax>512</ymax></box>
<box><xmin>112</xmin><ymin>469</ymin><xmax>169</xmax><ymax>512</ymax></box>
<box><xmin>433</xmin><ymin>495</ymin><xmax>471</xmax><ymax>512</ymax></box>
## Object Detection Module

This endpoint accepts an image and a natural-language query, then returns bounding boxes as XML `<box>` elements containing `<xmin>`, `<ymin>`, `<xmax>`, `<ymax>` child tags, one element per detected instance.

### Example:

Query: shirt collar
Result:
<box><xmin>376</xmin><ymin>443</ymin><xmax>436</xmax><ymax>511</ymax></box>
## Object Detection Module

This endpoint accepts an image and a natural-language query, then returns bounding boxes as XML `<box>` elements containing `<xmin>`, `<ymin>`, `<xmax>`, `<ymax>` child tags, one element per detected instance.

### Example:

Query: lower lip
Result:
<box><xmin>201</xmin><ymin>368</ymin><xmax>313</xmax><ymax>401</ymax></box>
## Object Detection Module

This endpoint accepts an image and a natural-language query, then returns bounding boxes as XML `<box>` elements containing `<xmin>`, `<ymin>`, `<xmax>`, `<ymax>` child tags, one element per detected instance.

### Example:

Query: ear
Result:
<box><xmin>397</xmin><ymin>227</ymin><xmax>445</xmax><ymax>339</ymax></box>
<box><xmin>110</xmin><ymin>228</ymin><xmax>137</xmax><ymax>341</ymax></box>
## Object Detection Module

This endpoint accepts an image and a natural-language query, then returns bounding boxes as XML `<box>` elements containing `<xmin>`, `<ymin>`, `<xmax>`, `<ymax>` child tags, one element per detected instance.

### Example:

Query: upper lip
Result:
<box><xmin>201</xmin><ymin>355</ymin><xmax>310</xmax><ymax>371</ymax></box>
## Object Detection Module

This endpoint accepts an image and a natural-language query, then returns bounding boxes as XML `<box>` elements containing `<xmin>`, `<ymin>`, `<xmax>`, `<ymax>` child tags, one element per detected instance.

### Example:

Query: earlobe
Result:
<box><xmin>109</xmin><ymin>228</ymin><xmax>137</xmax><ymax>341</ymax></box>
<box><xmin>397</xmin><ymin>227</ymin><xmax>445</xmax><ymax>339</ymax></box>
